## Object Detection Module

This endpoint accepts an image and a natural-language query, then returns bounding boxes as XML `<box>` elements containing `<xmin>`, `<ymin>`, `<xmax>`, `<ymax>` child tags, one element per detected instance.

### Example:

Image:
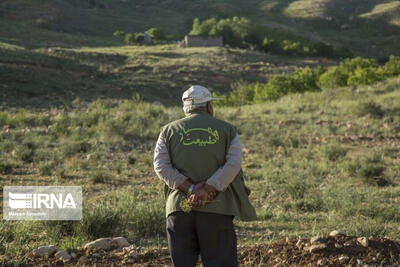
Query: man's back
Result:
<box><xmin>153</xmin><ymin>85</ymin><xmax>256</xmax><ymax>267</ymax></box>
<box><xmin>162</xmin><ymin>110</ymin><xmax>236</xmax><ymax>183</ymax></box>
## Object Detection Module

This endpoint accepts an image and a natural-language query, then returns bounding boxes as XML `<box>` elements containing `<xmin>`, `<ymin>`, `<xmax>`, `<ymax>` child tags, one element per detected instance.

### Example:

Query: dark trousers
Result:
<box><xmin>166</xmin><ymin>211</ymin><xmax>238</xmax><ymax>267</ymax></box>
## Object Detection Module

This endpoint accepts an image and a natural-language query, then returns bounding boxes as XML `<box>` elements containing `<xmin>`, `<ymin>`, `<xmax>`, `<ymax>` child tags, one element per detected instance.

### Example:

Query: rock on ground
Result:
<box><xmin>84</xmin><ymin>237</ymin><xmax>131</xmax><ymax>251</ymax></box>
<box><xmin>33</xmin><ymin>245</ymin><xmax>58</xmax><ymax>257</ymax></box>
<box><xmin>329</xmin><ymin>230</ymin><xmax>346</xmax><ymax>237</ymax></box>
<box><xmin>55</xmin><ymin>250</ymin><xmax>71</xmax><ymax>262</ymax></box>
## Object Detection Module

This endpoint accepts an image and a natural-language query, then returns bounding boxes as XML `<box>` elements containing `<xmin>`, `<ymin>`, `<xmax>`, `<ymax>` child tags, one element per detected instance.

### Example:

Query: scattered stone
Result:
<box><xmin>123</xmin><ymin>244</ymin><xmax>136</xmax><ymax>253</ymax></box>
<box><xmin>54</xmin><ymin>250</ymin><xmax>71</xmax><ymax>262</ymax></box>
<box><xmin>33</xmin><ymin>245</ymin><xmax>58</xmax><ymax>257</ymax></box>
<box><xmin>357</xmin><ymin>237</ymin><xmax>369</xmax><ymax>247</ymax></box>
<box><xmin>78</xmin><ymin>256</ymin><xmax>90</xmax><ymax>264</ymax></box>
<box><xmin>308</xmin><ymin>243</ymin><xmax>327</xmax><ymax>253</ymax></box>
<box><xmin>84</xmin><ymin>238</ymin><xmax>113</xmax><ymax>250</ymax></box>
<box><xmin>335</xmin><ymin>243</ymin><xmax>343</xmax><ymax>249</ymax></box>
<box><xmin>92</xmin><ymin>252</ymin><xmax>101</xmax><ymax>258</ymax></box>
<box><xmin>70</xmin><ymin>252</ymin><xmax>77</xmax><ymax>258</ymax></box>
<box><xmin>338</xmin><ymin>255</ymin><xmax>349</xmax><ymax>262</ymax></box>
<box><xmin>329</xmin><ymin>230</ymin><xmax>346</xmax><ymax>237</ymax></box>
<box><xmin>310</xmin><ymin>236</ymin><xmax>323</xmax><ymax>244</ymax></box>
<box><xmin>317</xmin><ymin>258</ymin><xmax>327</xmax><ymax>266</ymax></box>
<box><xmin>112</xmin><ymin>237</ymin><xmax>130</xmax><ymax>249</ymax></box>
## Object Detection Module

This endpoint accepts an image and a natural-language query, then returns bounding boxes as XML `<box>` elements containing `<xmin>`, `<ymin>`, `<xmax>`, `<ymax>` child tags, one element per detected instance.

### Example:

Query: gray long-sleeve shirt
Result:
<box><xmin>153</xmin><ymin>132</ymin><xmax>242</xmax><ymax>191</ymax></box>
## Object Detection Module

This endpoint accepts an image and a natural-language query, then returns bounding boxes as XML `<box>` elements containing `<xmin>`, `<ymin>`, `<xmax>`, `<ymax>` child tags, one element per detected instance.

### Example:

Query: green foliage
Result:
<box><xmin>323</xmin><ymin>143</ymin><xmax>348</xmax><ymax>161</ymax></box>
<box><xmin>0</xmin><ymin>160</ymin><xmax>18</xmax><ymax>174</ymax></box>
<box><xmin>319</xmin><ymin>57</ymin><xmax>384</xmax><ymax>88</ymax></box>
<box><xmin>283</xmin><ymin>178</ymin><xmax>308</xmax><ymax>200</ymax></box>
<box><xmin>215</xmin><ymin>67</ymin><xmax>324</xmax><ymax>105</ymax></box>
<box><xmin>189</xmin><ymin>17</ymin><xmax>351</xmax><ymax>58</ymax></box>
<box><xmin>17</xmin><ymin>146</ymin><xmax>35</xmax><ymax>162</ymax></box>
<box><xmin>344</xmin><ymin>155</ymin><xmax>387</xmax><ymax>185</ymax></box>
<box><xmin>38</xmin><ymin>161</ymin><xmax>55</xmax><ymax>176</ymax></box>
<box><xmin>124</xmin><ymin>33</ymin><xmax>135</xmax><ymax>44</ymax></box>
<box><xmin>61</xmin><ymin>140</ymin><xmax>91</xmax><ymax>157</ymax></box>
<box><xmin>90</xmin><ymin>170</ymin><xmax>110</xmax><ymax>183</ymax></box>
<box><xmin>74</xmin><ymin>202</ymin><xmax>120</xmax><ymax>240</ymax></box>
<box><xmin>347</xmin><ymin>67</ymin><xmax>384</xmax><ymax>86</ymax></box>
<box><xmin>384</xmin><ymin>55</ymin><xmax>400</xmax><ymax>76</ymax></box>
<box><xmin>147</xmin><ymin>28</ymin><xmax>166</xmax><ymax>41</ymax></box>
<box><xmin>134</xmin><ymin>32</ymin><xmax>145</xmax><ymax>43</ymax></box>
<box><xmin>354</xmin><ymin>100</ymin><xmax>385</xmax><ymax>118</ymax></box>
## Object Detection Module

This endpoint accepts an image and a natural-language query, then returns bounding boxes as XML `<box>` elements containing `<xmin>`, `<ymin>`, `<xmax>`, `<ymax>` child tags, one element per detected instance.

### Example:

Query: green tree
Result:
<box><xmin>134</xmin><ymin>33</ymin><xmax>145</xmax><ymax>43</ymax></box>
<box><xmin>124</xmin><ymin>33</ymin><xmax>135</xmax><ymax>44</ymax></box>
<box><xmin>147</xmin><ymin>28</ymin><xmax>166</xmax><ymax>41</ymax></box>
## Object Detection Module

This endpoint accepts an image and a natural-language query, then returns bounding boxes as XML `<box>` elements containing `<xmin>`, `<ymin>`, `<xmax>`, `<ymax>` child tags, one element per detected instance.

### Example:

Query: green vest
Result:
<box><xmin>161</xmin><ymin>111</ymin><xmax>257</xmax><ymax>221</ymax></box>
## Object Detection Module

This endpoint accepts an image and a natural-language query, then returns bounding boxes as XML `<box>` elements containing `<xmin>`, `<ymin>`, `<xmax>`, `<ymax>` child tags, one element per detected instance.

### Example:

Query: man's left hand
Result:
<box><xmin>190</xmin><ymin>183</ymin><xmax>217</xmax><ymax>208</ymax></box>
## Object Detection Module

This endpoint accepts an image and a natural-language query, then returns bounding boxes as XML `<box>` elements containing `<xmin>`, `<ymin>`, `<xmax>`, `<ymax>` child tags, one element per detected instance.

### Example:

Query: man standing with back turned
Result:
<box><xmin>154</xmin><ymin>85</ymin><xmax>257</xmax><ymax>267</ymax></box>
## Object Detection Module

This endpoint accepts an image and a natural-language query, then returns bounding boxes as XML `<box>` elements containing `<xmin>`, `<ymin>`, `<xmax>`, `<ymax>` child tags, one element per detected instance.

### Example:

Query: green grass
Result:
<box><xmin>1</xmin><ymin>69</ymin><xmax>400</xmax><ymax>261</ymax></box>
<box><xmin>1</xmin><ymin>42</ymin><xmax>326</xmax><ymax>108</ymax></box>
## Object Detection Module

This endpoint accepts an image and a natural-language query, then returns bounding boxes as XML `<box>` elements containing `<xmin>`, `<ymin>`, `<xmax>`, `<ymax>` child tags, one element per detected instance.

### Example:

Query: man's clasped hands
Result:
<box><xmin>188</xmin><ymin>182</ymin><xmax>217</xmax><ymax>208</ymax></box>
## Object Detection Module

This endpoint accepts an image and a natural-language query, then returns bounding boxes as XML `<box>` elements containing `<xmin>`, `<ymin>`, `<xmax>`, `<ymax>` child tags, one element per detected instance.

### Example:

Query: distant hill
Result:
<box><xmin>1</xmin><ymin>0</ymin><xmax>400</xmax><ymax>57</ymax></box>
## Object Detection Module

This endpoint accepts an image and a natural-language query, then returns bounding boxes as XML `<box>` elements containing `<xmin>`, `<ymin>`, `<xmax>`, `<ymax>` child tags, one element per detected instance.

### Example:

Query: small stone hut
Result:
<box><xmin>179</xmin><ymin>35</ymin><xmax>223</xmax><ymax>48</ymax></box>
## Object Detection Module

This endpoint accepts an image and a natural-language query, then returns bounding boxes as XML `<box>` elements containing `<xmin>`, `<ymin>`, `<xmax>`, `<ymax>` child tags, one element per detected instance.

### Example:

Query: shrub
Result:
<box><xmin>319</xmin><ymin>57</ymin><xmax>383</xmax><ymax>88</ymax></box>
<box><xmin>134</xmin><ymin>32</ymin><xmax>145</xmax><ymax>43</ymax></box>
<box><xmin>17</xmin><ymin>147</ymin><xmax>35</xmax><ymax>162</ymax></box>
<box><xmin>38</xmin><ymin>161</ymin><xmax>55</xmax><ymax>176</ymax></box>
<box><xmin>0</xmin><ymin>160</ymin><xmax>18</xmax><ymax>174</ymax></box>
<box><xmin>256</xmin><ymin>67</ymin><xmax>323</xmax><ymax>102</ymax></box>
<box><xmin>347</xmin><ymin>66</ymin><xmax>384</xmax><ymax>85</ymax></box>
<box><xmin>344</xmin><ymin>155</ymin><xmax>387</xmax><ymax>185</ymax></box>
<box><xmin>215</xmin><ymin>67</ymin><xmax>323</xmax><ymax>105</ymax></box>
<box><xmin>354</xmin><ymin>100</ymin><xmax>385</xmax><ymax>118</ymax></box>
<box><xmin>124</xmin><ymin>33</ymin><xmax>135</xmax><ymax>44</ymax></box>
<box><xmin>61</xmin><ymin>140</ymin><xmax>91</xmax><ymax>157</ymax></box>
<box><xmin>283</xmin><ymin>179</ymin><xmax>308</xmax><ymax>200</ymax></box>
<box><xmin>147</xmin><ymin>28</ymin><xmax>166</xmax><ymax>41</ymax></box>
<box><xmin>90</xmin><ymin>171</ymin><xmax>110</xmax><ymax>183</ymax></box>
<box><xmin>384</xmin><ymin>55</ymin><xmax>400</xmax><ymax>76</ymax></box>
<box><xmin>323</xmin><ymin>143</ymin><xmax>348</xmax><ymax>161</ymax></box>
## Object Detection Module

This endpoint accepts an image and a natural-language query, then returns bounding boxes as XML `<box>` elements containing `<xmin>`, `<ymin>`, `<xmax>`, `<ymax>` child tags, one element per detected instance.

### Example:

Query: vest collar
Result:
<box><xmin>185</xmin><ymin>110</ymin><xmax>211</xmax><ymax>117</ymax></box>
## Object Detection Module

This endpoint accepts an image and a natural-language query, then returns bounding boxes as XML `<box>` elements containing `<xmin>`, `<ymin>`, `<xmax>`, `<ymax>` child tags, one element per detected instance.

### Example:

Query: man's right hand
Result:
<box><xmin>190</xmin><ymin>182</ymin><xmax>217</xmax><ymax>208</ymax></box>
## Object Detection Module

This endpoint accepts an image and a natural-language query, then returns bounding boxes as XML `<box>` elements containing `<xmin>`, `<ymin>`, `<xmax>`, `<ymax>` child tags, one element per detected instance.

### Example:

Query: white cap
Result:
<box><xmin>182</xmin><ymin>85</ymin><xmax>219</xmax><ymax>105</ymax></box>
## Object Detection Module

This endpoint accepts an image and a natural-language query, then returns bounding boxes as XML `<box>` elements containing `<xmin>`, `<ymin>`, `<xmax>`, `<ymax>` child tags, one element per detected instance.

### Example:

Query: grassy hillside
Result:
<box><xmin>0</xmin><ymin>43</ymin><xmax>329</xmax><ymax>108</ymax></box>
<box><xmin>1</xmin><ymin>0</ymin><xmax>400</xmax><ymax>264</ymax></box>
<box><xmin>1</xmin><ymin>72</ymin><xmax>400</xmax><ymax>261</ymax></box>
<box><xmin>1</xmin><ymin>0</ymin><xmax>400</xmax><ymax>57</ymax></box>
